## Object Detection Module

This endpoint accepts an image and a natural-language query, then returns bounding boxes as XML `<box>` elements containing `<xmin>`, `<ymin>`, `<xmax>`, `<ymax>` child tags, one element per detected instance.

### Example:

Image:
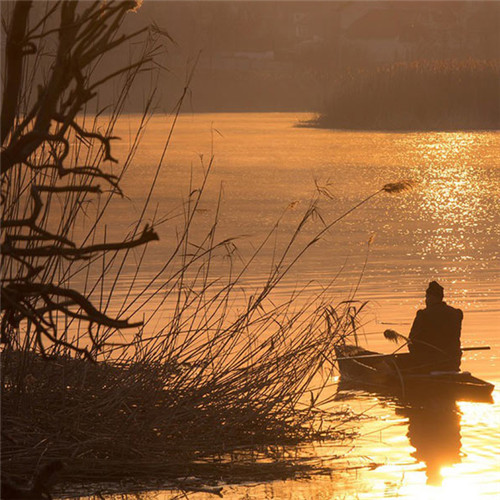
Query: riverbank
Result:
<box><xmin>311</xmin><ymin>59</ymin><xmax>500</xmax><ymax>131</ymax></box>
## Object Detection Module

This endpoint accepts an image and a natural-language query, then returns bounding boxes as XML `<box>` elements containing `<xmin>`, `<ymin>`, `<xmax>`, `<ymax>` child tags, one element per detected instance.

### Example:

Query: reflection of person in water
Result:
<box><xmin>401</xmin><ymin>398</ymin><xmax>462</xmax><ymax>486</ymax></box>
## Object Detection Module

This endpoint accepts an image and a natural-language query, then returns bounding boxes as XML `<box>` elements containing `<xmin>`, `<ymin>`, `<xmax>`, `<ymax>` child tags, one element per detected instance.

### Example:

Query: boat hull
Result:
<box><xmin>335</xmin><ymin>344</ymin><xmax>494</xmax><ymax>403</ymax></box>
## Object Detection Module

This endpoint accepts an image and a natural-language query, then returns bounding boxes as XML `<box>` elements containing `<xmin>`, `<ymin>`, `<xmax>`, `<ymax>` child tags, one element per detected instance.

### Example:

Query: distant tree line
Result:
<box><xmin>314</xmin><ymin>59</ymin><xmax>500</xmax><ymax>131</ymax></box>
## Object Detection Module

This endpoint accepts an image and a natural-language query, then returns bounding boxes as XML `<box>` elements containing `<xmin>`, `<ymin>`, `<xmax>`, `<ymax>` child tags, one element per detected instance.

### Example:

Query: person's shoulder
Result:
<box><xmin>444</xmin><ymin>303</ymin><xmax>463</xmax><ymax>318</ymax></box>
<box><xmin>415</xmin><ymin>308</ymin><xmax>426</xmax><ymax>318</ymax></box>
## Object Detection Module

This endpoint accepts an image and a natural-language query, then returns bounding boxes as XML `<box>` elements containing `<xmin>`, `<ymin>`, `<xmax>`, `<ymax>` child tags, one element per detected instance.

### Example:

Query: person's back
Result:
<box><xmin>409</xmin><ymin>281</ymin><xmax>463</xmax><ymax>372</ymax></box>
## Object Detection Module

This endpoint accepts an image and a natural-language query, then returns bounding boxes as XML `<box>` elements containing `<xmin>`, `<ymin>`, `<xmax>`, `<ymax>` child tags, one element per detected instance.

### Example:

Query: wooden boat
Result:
<box><xmin>335</xmin><ymin>344</ymin><xmax>495</xmax><ymax>403</ymax></box>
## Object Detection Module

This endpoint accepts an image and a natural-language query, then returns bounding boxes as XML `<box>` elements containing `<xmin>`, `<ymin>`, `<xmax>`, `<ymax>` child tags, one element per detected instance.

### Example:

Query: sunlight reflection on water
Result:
<box><xmin>107</xmin><ymin>113</ymin><xmax>500</xmax><ymax>341</ymax></box>
<box><xmin>348</xmin><ymin>390</ymin><xmax>500</xmax><ymax>499</ymax></box>
<box><xmin>85</xmin><ymin>390</ymin><xmax>498</xmax><ymax>499</ymax></box>
<box><xmin>403</xmin><ymin>132</ymin><xmax>495</xmax><ymax>260</ymax></box>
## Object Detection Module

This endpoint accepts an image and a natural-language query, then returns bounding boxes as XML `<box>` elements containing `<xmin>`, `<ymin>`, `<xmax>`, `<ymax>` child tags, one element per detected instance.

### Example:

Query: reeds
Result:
<box><xmin>1</xmin><ymin>154</ymin><xmax>402</xmax><ymax>486</ymax></box>
<box><xmin>2</xmin><ymin>262</ymin><xmax>361</xmax><ymax>484</ymax></box>
<box><xmin>1</xmin><ymin>169</ymin><xmax>366</xmax><ymax>484</ymax></box>
<box><xmin>314</xmin><ymin>59</ymin><xmax>500</xmax><ymax>131</ymax></box>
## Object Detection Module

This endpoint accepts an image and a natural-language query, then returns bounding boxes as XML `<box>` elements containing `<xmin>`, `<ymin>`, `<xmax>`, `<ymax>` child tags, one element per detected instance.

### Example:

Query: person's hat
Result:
<box><xmin>426</xmin><ymin>281</ymin><xmax>444</xmax><ymax>299</ymax></box>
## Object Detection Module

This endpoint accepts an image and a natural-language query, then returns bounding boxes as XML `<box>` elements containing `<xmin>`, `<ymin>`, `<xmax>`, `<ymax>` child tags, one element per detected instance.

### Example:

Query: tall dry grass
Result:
<box><xmin>2</xmin><ymin>162</ymin><xmax>411</xmax><ymax>488</ymax></box>
<box><xmin>1</xmin><ymin>146</ymin><xmax>369</xmax><ymax>484</ymax></box>
<box><xmin>1</xmin><ymin>95</ymin><xmax>411</xmax><ymax>485</ymax></box>
<box><xmin>314</xmin><ymin>59</ymin><xmax>500</xmax><ymax>131</ymax></box>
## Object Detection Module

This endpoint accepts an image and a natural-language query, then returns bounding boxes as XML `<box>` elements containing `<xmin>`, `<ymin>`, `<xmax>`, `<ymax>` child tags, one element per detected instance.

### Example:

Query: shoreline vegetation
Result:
<box><xmin>308</xmin><ymin>59</ymin><xmax>500</xmax><ymax>132</ymax></box>
<box><xmin>1</xmin><ymin>2</ymin><xmax>414</xmax><ymax>497</ymax></box>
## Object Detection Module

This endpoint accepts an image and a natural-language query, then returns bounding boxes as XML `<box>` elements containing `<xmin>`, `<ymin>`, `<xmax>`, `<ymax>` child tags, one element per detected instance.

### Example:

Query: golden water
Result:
<box><xmin>75</xmin><ymin>113</ymin><xmax>499</xmax><ymax>498</ymax></box>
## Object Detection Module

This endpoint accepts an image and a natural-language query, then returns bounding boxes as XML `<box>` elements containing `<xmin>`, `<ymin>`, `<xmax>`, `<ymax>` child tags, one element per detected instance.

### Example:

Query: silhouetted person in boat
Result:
<box><xmin>408</xmin><ymin>281</ymin><xmax>463</xmax><ymax>372</ymax></box>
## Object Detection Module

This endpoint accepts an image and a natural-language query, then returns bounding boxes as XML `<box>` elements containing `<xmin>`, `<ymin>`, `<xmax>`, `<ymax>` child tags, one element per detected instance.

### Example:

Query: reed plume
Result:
<box><xmin>382</xmin><ymin>180</ymin><xmax>416</xmax><ymax>194</ymax></box>
<box><xmin>383</xmin><ymin>329</ymin><xmax>405</xmax><ymax>344</ymax></box>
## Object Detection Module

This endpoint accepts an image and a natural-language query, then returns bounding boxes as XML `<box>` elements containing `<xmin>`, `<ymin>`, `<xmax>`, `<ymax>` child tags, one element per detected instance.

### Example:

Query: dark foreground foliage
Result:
<box><xmin>1</xmin><ymin>341</ymin><xmax>354</xmax><ymax>488</ymax></box>
<box><xmin>313</xmin><ymin>59</ymin><xmax>500</xmax><ymax>131</ymax></box>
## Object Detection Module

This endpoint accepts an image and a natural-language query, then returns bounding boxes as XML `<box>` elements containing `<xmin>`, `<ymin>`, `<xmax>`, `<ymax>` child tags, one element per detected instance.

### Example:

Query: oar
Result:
<box><xmin>334</xmin><ymin>346</ymin><xmax>491</xmax><ymax>363</ymax></box>
<box><xmin>461</xmin><ymin>346</ymin><xmax>491</xmax><ymax>352</ymax></box>
<box><xmin>324</xmin><ymin>334</ymin><xmax>491</xmax><ymax>365</ymax></box>
<box><xmin>383</xmin><ymin>329</ymin><xmax>490</xmax><ymax>353</ymax></box>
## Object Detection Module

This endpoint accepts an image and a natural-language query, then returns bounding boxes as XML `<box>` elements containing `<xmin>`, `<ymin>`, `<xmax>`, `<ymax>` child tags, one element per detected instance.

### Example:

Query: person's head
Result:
<box><xmin>426</xmin><ymin>281</ymin><xmax>444</xmax><ymax>306</ymax></box>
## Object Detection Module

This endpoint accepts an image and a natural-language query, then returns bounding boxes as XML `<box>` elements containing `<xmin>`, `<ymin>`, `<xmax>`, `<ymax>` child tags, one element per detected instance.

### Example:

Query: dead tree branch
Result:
<box><xmin>1</xmin><ymin>0</ymin><xmax>162</xmax><ymax>355</ymax></box>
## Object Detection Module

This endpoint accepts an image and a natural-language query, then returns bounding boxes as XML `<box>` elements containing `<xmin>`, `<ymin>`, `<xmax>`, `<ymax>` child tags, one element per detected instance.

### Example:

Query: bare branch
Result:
<box><xmin>1</xmin><ymin>0</ymin><xmax>158</xmax><ymax>358</ymax></box>
<box><xmin>2</xmin><ymin>283</ymin><xmax>142</xmax><ymax>330</ymax></box>
<box><xmin>2</xmin><ymin>225</ymin><xmax>159</xmax><ymax>259</ymax></box>
<box><xmin>52</xmin><ymin>114</ymin><xmax>119</xmax><ymax>163</ymax></box>
<box><xmin>2</xmin><ymin>184</ymin><xmax>101</xmax><ymax>228</ymax></box>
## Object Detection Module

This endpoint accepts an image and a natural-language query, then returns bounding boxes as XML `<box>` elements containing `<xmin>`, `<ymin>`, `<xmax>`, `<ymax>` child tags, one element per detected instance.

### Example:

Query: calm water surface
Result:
<box><xmin>75</xmin><ymin>113</ymin><xmax>499</xmax><ymax>498</ymax></box>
